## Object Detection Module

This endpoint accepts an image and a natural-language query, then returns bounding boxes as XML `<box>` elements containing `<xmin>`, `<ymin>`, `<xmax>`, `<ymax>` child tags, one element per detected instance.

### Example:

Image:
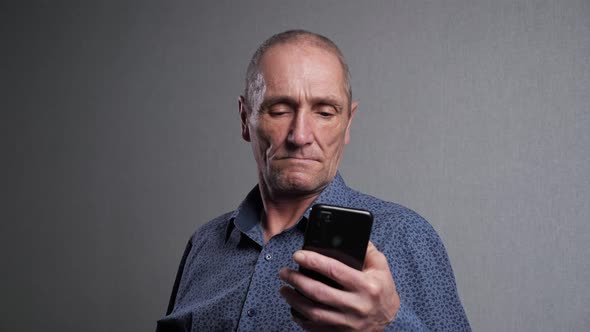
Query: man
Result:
<box><xmin>157</xmin><ymin>30</ymin><xmax>470</xmax><ymax>331</ymax></box>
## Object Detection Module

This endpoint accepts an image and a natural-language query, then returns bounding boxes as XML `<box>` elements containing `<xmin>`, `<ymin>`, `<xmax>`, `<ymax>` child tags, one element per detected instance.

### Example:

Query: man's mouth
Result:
<box><xmin>277</xmin><ymin>156</ymin><xmax>319</xmax><ymax>162</ymax></box>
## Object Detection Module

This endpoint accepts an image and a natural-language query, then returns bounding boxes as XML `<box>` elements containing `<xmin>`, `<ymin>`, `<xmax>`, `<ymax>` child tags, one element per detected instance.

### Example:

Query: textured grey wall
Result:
<box><xmin>3</xmin><ymin>1</ymin><xmax>589</xmax><ymax>331</ymax></box>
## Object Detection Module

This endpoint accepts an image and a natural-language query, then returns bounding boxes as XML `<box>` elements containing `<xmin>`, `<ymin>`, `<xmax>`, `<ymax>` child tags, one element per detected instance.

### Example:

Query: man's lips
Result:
<box><xmin>274</xmin><ymin>156</ymin><xmax>321</xmax><ymax>163</ymax></box>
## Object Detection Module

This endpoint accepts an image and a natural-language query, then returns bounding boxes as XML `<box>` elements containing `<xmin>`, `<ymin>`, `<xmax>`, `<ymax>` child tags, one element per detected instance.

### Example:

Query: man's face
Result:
<box><xmin>240</xmin><ymin>42</ymin><xmax>357</xmax><ymax>198</ymax></box>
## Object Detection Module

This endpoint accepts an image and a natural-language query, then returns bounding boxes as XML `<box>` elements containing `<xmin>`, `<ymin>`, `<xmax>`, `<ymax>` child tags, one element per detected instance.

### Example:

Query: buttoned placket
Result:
<box><xmin>236</xmin><ymin>225</ymin><xmax>304</xmax><ymax>332</ymax></box>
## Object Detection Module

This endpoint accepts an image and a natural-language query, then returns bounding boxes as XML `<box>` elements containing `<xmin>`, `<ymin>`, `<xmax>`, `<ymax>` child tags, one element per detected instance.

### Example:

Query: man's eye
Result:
<box><xmin>268</xmin><ymin>104</ymin><xmax>293</xmax><ymax>116</ymax></box>
<box><xmin>316</xmin><ymin>104</ymin><xmax>337</xmax><ymax>118</ymax></box>
<box><xmin>269</xmin><ymin>110</ymin><xmax>291</xmax><ymax>116</ymax></box>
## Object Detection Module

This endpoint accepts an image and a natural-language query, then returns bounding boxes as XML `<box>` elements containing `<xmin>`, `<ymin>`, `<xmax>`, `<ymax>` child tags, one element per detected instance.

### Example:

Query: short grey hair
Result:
<box><xmin>243</xmin><ymin>29</ymin><xmax>352</xmax><ymax>113</ymax></box>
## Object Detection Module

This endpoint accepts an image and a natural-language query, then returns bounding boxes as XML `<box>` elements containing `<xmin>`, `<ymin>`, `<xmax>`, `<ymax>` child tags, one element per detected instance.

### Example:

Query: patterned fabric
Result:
<box><xmin>156</xmin><ymin>173</ymin><xmax>471</xmax><ymax>331</ymax></box>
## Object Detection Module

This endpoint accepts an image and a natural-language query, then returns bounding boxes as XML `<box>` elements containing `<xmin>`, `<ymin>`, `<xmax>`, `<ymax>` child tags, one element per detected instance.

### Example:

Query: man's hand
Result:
<box><xmin>279</xmin><ymin>242</ymin><xmax>400</xmax><ymax>332</ymax></box>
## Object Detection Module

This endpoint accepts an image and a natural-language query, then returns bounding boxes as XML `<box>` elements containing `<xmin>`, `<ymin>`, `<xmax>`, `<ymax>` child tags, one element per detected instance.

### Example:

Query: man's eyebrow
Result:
<box><xmin>310</xmin><ymin>96</ymin><xmax>345</xmax><ymax>112</ymax></box>
<box><xmin>260</xmin><ymin>95</ymin><xmax>345</xmax><ymax>112</ymax></box>
<box><xmin>260</xmin><ymin>96</ymin><xmax>297</xmax><ymax>109</ymax></box>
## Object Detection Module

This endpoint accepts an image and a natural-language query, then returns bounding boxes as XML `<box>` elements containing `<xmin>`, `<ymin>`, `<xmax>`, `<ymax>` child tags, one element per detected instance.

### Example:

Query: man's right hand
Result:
<box><xmin>279</xmin><ymin>242</ymin><xmax>400</xmax><ymax>331</ymax></box>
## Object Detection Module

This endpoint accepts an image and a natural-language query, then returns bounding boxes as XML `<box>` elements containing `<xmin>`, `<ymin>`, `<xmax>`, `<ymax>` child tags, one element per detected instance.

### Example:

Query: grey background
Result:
<box><xmin>3</xmin><ymin>0</ymin><xmax>589</xmax><ymax>331</ymax></box>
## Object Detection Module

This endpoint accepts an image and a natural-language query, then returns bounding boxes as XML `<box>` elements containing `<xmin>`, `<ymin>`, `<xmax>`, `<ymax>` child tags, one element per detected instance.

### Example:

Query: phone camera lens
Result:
<box><xmin>321</xmin><ymin>211</ymin><xmax>332</xmax><ymax>223</ymax></box>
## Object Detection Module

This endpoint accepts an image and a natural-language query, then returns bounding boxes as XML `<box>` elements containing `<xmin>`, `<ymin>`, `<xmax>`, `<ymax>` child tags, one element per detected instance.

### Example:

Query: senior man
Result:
<box><xmin>157</xmin><ymin>30</ymin><xmax>470</xmax><ymax>331</ymax></box>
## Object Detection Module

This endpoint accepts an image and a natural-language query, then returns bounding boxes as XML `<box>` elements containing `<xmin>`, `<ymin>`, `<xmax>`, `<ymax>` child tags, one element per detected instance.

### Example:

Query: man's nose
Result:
<box><xmin>287</xmin><ymin>110</ymin><xmax>314</xmax><ymax>147</ymax></box>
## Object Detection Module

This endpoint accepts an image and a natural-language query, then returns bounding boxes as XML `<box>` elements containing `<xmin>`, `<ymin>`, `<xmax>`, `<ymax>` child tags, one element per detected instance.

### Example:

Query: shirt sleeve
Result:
<box><xmin>386</xmin><ymin>302</ymin><xmax>430</xmax><ymax>331</ymax></box>
<box><xmin>378</xmin><ymin>211</ymin><xmax>471</xmax><ymax>331</ymax></box>
<box><xmin>165</xmin><ymin>240</ymin><xmax>193</xmax><ymax>315</ymax></box>
<box><xmin>156</xmin><ymin>240</ymin><xmax>194</xmax><ymax>332</ymax></box>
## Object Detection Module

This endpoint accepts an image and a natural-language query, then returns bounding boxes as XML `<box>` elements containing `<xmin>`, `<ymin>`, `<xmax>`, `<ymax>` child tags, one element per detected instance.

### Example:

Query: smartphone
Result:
<box><xmin>299</xmin><ymin>204</ymin><xmax>374</xmax><ymax>289</ymax></box>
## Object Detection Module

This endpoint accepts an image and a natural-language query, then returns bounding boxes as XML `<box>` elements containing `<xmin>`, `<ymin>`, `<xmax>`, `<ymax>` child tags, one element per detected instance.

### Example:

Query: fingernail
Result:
<box><xmin>293</xmin><ymin>251</ymin><xmax>305</xmax><ymax>261</ymax></box>
<box><xmin>279</xmin><ymin>268</ymin><xmax>288</xmax><ymax>280</ymax></box>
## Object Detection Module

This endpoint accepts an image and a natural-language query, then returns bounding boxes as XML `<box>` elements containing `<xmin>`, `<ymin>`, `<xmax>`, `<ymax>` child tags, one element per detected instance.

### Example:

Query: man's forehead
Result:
<box><xmin>260</xmin><ymin>41</ymin><xmax>341</xmax><ymax>69</ymax></box>
<box><xmin>259</xmin><ymin>42</ymin><xmax>348</xmax><ymax>97</ymax></box>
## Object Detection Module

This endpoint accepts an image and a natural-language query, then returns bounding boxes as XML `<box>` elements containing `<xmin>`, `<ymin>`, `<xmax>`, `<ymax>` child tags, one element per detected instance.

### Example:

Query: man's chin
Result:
<box><xmin>268</xmin><ymin>171</ymin><xmax>328</xmax><ymax>197</ymax></box>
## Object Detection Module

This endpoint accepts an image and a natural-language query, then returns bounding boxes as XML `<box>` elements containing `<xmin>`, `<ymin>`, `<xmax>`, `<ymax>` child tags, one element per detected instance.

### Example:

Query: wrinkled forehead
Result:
<box><xmin>259</xmin><ymin>42</ymin><xmax>349</xmax><ymax>99</ymax></box>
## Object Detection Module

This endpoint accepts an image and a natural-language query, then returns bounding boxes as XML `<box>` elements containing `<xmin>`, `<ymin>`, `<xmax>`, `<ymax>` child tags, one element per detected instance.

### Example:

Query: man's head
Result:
<box><xmin>239</xmin><ymin>30</ymin><xmax>357</xmax><ymax>199</ymax></box>
<box><xmin>243</xmin><ymin>30</ymin><xmax>352</xmax><ymax>115</ymax></box>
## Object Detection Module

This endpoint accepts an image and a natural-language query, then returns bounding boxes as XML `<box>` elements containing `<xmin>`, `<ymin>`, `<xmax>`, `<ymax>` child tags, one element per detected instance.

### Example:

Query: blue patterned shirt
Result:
<box><xmin>156</xmin><ymin>173</ymin><xmax>470</xmax><ymax>331</ymax></box>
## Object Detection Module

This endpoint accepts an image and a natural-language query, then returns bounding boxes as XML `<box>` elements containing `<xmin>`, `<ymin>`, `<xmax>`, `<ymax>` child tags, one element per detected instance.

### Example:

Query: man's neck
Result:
<box><xmin>258</xmin><ymin>185</ymin><xmax>322</xmax><ymax>243</ymax></box>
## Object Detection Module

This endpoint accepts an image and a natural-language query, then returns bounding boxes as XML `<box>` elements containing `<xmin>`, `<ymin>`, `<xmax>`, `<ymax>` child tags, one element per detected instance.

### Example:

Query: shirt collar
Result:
<box><xmin>227</xmin><ymin>185</ymin><xmax>264</xmax><ymax>243</ymax></box>
<box><xmin>227</xmin><ymin>172</ymin><xmax>351</xmax><ymax>243</ymax></box>
<box><xmin>300</xmin><ymin>172</ymin><xmax>351</xmax><ymax>219</ymax></box>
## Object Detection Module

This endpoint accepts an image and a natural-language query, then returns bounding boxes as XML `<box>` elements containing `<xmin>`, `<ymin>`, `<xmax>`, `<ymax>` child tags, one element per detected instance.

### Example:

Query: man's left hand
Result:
<box><xmin>279</xmin><ymin>241</ymin><xmax>400</xmax><ymax>331</ymax></box>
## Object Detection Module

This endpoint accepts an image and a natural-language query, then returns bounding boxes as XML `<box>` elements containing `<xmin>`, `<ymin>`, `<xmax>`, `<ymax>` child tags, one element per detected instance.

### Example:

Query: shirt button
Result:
<box><xmin>247</xmin><ymin>308</ymin><xmax>256</xmax><ymax>317</ymax></box>
<box><xmin>264</xmin><ymin>253</ymin><xmax>272</xmax><ymax>261</ymax></box>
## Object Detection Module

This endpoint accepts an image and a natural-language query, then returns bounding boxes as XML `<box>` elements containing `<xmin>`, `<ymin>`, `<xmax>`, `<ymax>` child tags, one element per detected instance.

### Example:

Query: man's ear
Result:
<box><xmin>344</xmin><ymin>101</ymin><xmax>358</xmax><ymax>145</ymax></box>
<box><xmin>238</xmin><ymin>96</ymin><xmax>251</xmax><ymax>142</ymax></box>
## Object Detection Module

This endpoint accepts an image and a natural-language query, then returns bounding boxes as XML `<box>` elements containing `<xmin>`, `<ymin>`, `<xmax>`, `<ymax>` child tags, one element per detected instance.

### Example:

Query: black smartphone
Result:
<box><xmin>299</xmin><ymin>204</ymin><xmax>374</xmax><ymax>289</ymax></box>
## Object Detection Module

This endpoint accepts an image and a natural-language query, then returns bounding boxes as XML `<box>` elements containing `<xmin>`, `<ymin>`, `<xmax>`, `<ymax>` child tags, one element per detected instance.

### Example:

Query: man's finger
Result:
<box><xmin>279</xmin><ymin>267</ymin><xmax>359</xmax><ymax>310</ymax></box>
<box><xmin>363</xmin><ymin>241</ymin><xmax>390</xmax><ymax>270</ymax></box>
<box><xmin>279</xmin><ymin>286</ymin><xmax>353</xmax><ymax>328</ymax></box>
<box><xmin>291</xmin><ymin>250</ymin><xmax>367</xmax><ymax>291</ymax></box>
